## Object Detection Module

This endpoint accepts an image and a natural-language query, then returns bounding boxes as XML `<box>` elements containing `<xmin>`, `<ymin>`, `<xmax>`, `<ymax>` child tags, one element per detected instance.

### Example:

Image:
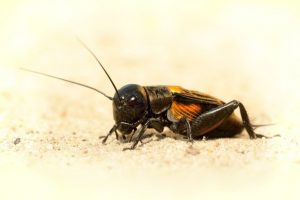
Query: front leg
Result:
<box><xmin>100</xmin><ymin>122</ymin><xmax>138</xmax><ymax>144</ymax></box>
<box><xmin>123</xmin><ymin>118</ymin><xmax>162</xmax><ymax>150</ymax></box>
<box><xmin>99</xmin><ymin>124</ymin><xmax>118</xmax><ymax>144</ymax></box>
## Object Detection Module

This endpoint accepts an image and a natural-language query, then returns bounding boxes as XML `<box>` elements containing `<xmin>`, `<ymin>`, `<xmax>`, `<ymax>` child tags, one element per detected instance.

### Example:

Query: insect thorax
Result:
<box><xmin>144</xmin><ymin>86</ymin><xmax>173</xmax><ymax>114</ymax></box>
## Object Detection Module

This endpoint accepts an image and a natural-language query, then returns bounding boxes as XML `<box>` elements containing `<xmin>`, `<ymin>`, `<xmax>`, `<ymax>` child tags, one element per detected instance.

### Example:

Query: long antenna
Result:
<box><xmin>20</xmin><ymin>68</ymin><xmax>113</xmax><ymax>100</ymax></box>
<box><xmin>76</xmin><ymin>38</ymin><xmax>121</xmax><ymax>100</ymax></box>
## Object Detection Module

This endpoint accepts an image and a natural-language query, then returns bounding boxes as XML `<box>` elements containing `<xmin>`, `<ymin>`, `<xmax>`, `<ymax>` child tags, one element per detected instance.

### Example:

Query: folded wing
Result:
<box><xmin>167</xmin><ymin>86</ymin><xmax>225</xmax><ymax>122</ymax></box>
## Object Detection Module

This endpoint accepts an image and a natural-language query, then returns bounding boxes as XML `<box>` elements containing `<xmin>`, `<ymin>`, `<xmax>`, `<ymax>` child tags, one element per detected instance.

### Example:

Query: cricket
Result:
<box><xmin>22</xmin><ymin>40</ymin><xmax>273</xmax><ymax>150</ymax></box>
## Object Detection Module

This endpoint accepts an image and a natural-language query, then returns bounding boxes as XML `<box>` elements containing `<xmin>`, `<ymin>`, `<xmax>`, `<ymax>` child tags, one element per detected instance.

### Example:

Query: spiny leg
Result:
<box><xmin>238</xmin><ymin>101</ymin><xmax>256</xmax><ymax>138</ymax></box>
<box><xmin>136</xmin><ymin>120</ymin><xmax>165</xmax><ymax>144</ymax></box>
<box><xmin>184</xmin><ymin>118</ymin><xmax>192</xmax><ymax>142</ymax></box>
<box><xmin>191</xmin><ymin>100</ymin><xmax>259</xmax><ymax>139</ymax></box>
<box><xmin>101</xmin><ymin>121</ymin><xmax>141</xmax><ymax>144</ymax></box>
<box><xmin>115</xmin><ymin>129</ymin><xmax>119</xmax><ymax>140</ymax></box>
<box><xmin>179</xmin><ymin>118</ymin><xmax>193</xmax><ymax>142</ymax></box>
<box><xmin>123</xmin><ymin>118</ymin><xmax>161</xmax><ymax>151</ymax></box>
<box><xmin>170</xmin><ymin>117</ymin><xmax>193</xmax><ymax>142</ymax></box>
<box><xmin>235</xmin><ymin>101</ymin><xmax>276</xmax><ymax>138</ymax></box>
<box><xmin>123</xmin><ymin>125</ymin><xmax>148</xmax><ymax>151</ymax></box>
<box><xmin>128</xmin><ymin>127</ymin><xmax>137</xmax><ymax>142</ymax></box>
<box><xmin>100</xmin><ymin>124</ymin><xmax>118</xmax><ymax>144</ymax></box>
<box><xmin>101</xmin><ymin>112</ymin><xmax>149</xmax><ymax>144</ymax></box>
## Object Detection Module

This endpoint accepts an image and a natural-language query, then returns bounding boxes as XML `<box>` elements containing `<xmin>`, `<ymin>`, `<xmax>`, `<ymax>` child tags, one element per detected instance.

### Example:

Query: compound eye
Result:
<box><xmin>127</xmin><ymin>95</ymin><xmax>138</xmax><ymax>106</ymax></box>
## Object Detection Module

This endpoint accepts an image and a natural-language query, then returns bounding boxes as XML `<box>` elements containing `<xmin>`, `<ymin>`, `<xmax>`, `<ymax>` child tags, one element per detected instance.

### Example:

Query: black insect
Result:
<box><xmin>22</xmin><ymin>41</ymin><xmax>272</xmax><ymax>150</ymax></box>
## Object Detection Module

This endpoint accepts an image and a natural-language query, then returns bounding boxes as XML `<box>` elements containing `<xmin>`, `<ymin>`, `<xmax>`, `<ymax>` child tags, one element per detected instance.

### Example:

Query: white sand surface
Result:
<box><xmin>1</xmin><ymin>1</ymin><xmax>300</xmax><ymax>200</ymax></box>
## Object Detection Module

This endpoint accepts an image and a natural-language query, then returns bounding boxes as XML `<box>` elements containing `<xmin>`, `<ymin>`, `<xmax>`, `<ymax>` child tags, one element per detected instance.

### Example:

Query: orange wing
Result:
<box><xmin>167</xmin><ymin>86</ymin><xmax>224</xmax><ymax>105</ymax></box>
<box><xmin>167</xmin><ymin>100</ymin><xmax>202</xmax><ymax>122</ymax></box>
<box><xmin>166</xmin><ymin>86</ymin><xmax>225</xmax><ymax>122</ymax></box>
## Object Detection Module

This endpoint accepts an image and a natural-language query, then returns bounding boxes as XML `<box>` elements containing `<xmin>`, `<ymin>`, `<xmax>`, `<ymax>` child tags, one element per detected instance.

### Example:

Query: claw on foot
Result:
<box><xmin>255</xmin><ymin>133</ymin><xmax>280</xmax><ymax>139</ymax></box>
<box><xmin>122</xmin><ymin>147</ymin><xmax>134</xmax><ymax>151</ymax></box>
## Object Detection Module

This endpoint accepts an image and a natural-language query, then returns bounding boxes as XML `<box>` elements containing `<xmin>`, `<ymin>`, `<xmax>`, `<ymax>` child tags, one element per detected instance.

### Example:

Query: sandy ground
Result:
<box><xmin>1</xmin><ymin>1</ymin><xmax>300</xmax><ymax>200</ymax></box>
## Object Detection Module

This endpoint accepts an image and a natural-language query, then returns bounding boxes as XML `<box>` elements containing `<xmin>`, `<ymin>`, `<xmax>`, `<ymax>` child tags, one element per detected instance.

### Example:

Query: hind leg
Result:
<box><xmin>191</xmin><ymin>100</ymin><xmax>258</xmax><ymax>139</ymax></box>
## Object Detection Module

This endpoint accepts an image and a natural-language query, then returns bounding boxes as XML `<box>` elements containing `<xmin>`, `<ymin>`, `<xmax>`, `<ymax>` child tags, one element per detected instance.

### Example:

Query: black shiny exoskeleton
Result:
<box><xmin>102</xmin><ymin>84</ymin><xmax>262</xmax><ymax>150</ymax></box>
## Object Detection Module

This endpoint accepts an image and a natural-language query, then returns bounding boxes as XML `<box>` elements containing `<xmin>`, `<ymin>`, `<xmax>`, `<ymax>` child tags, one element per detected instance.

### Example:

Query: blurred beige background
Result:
<box><xmin>1</xmin><ymin>0</ymin><xmax>300</xmax><ymax>200</ymax></box>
